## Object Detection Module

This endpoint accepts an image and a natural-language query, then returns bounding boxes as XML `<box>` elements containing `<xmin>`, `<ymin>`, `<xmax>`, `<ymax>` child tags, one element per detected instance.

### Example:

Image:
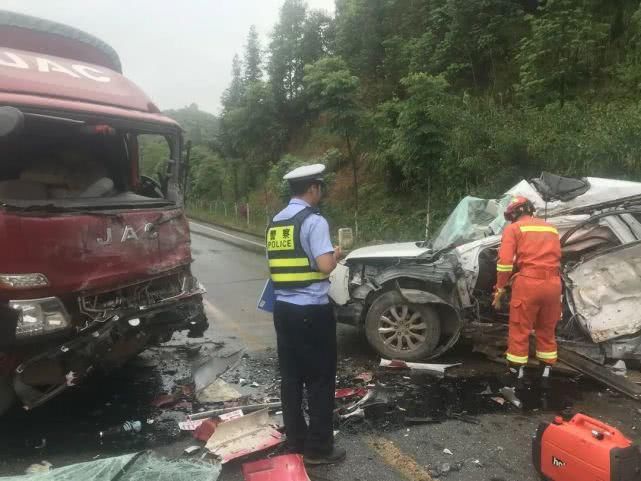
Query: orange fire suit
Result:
<box><xmin>496</xmin><ymin>215</ymin><xmax>562</xmax><ymax>365</ymax></box>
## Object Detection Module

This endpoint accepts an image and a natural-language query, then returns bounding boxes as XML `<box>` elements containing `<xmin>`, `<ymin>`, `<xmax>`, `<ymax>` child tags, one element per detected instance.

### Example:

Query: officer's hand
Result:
<box><xmin>492</xmin><ymin>288</ymin><xmax>506</xmax><ymax>310</ymax></box>
<box><xmin>334</xmin><ymin>246</ymin><xmax>345</xmax><ymax>260</ymax></box>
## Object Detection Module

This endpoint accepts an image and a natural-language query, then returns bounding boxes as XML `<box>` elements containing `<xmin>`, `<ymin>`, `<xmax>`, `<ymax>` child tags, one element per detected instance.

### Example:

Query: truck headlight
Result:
<box><xmin>0</xmin><ymin>273</ymin><xmax>49</xmax><ymax>289</ymax></box>
<box><xmin>9</xmin><ymin>297</ymin><xmax>71</xmax><ymax>337</ymax></box>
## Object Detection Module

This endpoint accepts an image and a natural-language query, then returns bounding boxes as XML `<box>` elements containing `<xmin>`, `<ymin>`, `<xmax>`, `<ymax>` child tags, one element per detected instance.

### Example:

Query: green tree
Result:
<box><xmin>268</xmin><ymin>0</ymin><xmax>308</xmax><ymax>108</ymax></box>
<box><xmin>244</xmin><ymin>25</ymin><xmax>262</xmax><ymax>84</ymax></box>
<box><xmin>516</xmin><ymin>0</ymin><xmax>609</xmax><ymax>106</ymax></box>
<box><xmin>304</xmin><ymin>56</ymin><xmax>362</xmax><ymax>221</ymax></box>
<box><xmin>221</xmin><ymin>54</ymin><xmax>245</xmax><ymax>111</ymax></box>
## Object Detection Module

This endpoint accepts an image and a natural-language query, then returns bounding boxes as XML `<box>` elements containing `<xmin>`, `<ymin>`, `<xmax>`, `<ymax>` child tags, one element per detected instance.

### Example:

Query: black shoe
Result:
<box><xmin>304</xmin><ymin>447</ymin><xmax>346</xmax><ymax>465</ymax></box>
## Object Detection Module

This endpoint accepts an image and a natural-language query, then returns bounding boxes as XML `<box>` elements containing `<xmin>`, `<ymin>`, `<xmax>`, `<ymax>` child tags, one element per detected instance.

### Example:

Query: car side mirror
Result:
<box><xmin>0</xmin><ymin>107</ymin><xmax>24</xmax><ymax>138</ymax></box>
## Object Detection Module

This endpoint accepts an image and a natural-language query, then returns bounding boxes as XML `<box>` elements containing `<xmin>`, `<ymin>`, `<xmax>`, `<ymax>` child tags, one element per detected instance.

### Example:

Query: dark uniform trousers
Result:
<box><xmin>273</xmin><ymin>300</ymin><xmax>336</xmax><ymax>455</ymax></box>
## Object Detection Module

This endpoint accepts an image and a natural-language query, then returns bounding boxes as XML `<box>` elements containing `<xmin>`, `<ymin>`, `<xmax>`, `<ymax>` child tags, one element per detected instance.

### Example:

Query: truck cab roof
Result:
<box><xmin>0</xmin><ymin>10</ymin><xmax>178</xmax><ymax>128</ymax></box>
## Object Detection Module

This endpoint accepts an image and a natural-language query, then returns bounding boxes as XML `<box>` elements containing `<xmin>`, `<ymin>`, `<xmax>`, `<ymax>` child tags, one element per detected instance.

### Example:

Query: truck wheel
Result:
<box><xmin>0</xmin><ymin>376</ymin><xmax>16</xmax><ymax>415</ymax></box>
<box><xmin>365</xmin><ymin>290</ymin><xmax>441</xmax><ymax>361</ymax></box>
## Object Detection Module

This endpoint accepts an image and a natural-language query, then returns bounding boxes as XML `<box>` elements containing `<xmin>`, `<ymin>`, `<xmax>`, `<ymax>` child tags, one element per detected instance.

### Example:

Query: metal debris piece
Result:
<box><xmin>193</xmin><ymin>350</ymin><xmax>244</xmax><ymax>392</ymax></box>
<box><xmin>559</xmin><ymin>347</ymin><xmax>641</xmax><ymax>400</ymax></box>
<box><xmin>242</xmin><ymin>454</ymin><xmax>310</xmax><ymax>481</ymax></box>
<box><xmin>205</xmin><ymin>408</ymin><xmax>284</xmax><ymax>463</ymax></box>
<box><xmin>379</xmin><ymin>358</ymin><xmax>461</xmax><ymax>376</ymax></box>
<box><xmin>499</xmin><ymin>387</ymin><xmax>522</xmax><ymax>408</ymax></box>
<box><xmin>184</xmin><ymin>446</ymin><xmax>201</xmax><ymax>455</ymax></box>
<box><xmin>190</xmin><ymin>402</ymin><xmax>282</xmax><ymax>421</ymax></box>
<box><xmin>491</xmin><ymin>396</ymin><xmax>506</xmax><ymax>406</ymax></box>
<box><xmin>443</xmin><ymin>448</ymin><xmax>453</xmax><ymax>455</ymax></box>
<box><xmin>339</xmin><ymin>408</ymin><xmax>365</xmax><ymax>420</ymax></box>
<box><xmin>219</xmin><ymin>409</ymin><xmax>244</xmax><ymax>422</ymax></box>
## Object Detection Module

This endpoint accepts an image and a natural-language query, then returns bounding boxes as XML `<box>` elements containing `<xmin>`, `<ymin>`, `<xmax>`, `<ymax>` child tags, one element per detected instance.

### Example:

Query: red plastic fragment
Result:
<box><xmin>242</xmin><ymin>454</ymin><xmax>311</xmax><ymax>481</ymax></box>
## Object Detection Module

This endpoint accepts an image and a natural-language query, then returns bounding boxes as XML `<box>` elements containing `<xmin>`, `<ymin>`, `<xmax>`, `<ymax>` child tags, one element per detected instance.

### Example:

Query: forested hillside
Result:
<box><xmin>189</xmin><ymin>0</ymin><xmax>641</xmax><ymax>241</ymax></box>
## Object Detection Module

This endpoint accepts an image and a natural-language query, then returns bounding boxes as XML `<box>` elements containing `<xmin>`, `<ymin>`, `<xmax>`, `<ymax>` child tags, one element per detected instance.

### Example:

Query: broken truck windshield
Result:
<box><xmin>0</xmin><ymin>110</ymin><xmax>176</xmax><ymax>210</ymax></box>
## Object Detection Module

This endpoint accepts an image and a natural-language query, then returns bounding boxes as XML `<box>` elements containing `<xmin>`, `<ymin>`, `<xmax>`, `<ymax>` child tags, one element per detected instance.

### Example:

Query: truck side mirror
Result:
<box><xmin>0</xmin><ymin>107</ymin><xmax>24</xmax><ymax>138</ymax></box>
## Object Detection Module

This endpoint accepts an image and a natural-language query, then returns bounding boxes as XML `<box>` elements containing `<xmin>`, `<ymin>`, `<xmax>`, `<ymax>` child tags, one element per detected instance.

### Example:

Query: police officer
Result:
<box><xmin>266</xmin><ymin>164</ymin><xmax>346</xmax><ymax>465</ymax></box>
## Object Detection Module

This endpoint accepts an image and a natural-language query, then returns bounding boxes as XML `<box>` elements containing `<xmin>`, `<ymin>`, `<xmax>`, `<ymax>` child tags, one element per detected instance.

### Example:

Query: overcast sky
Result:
<box><xmin>3</xmin><ymin>0</ymin><xmax>335</xmax><ymax>114</ymax></box>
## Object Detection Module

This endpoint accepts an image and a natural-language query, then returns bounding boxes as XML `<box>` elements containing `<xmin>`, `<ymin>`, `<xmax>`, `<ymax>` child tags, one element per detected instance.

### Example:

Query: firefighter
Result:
<box><xmin>266</xmin><ymin>163</ymin><xmax>346</xmax><ymax>465</ymax></box>
<box><xmin>492</xmin><ymin>196</ymin><xmax>562</xmax><ymax>385</ymax></box>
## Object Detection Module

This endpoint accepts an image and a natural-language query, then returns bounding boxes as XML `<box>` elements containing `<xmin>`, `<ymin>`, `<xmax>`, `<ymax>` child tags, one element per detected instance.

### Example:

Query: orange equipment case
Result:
<box><xmin>533</xmin><ymin>413</ymin><xmax>640</xmax><ymax>481</ymax></box>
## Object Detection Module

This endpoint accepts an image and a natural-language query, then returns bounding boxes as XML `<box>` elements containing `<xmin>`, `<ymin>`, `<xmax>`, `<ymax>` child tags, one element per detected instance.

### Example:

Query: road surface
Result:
<box><xmin>0</xmin><ymin>223</ymin><xmax>639</xmax><ymax>481</ymax></box>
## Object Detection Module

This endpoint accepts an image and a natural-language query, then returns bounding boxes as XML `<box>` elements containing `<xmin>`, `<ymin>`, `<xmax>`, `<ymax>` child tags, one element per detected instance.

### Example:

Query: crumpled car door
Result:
<box><xmin>566</xmin><ymin>241</ymin><xmax>641</xmax><ymax>343</ymax></box>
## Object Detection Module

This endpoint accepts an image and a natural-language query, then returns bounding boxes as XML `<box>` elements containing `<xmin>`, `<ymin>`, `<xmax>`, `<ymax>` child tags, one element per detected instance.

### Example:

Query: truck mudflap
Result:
<box><xmin>12</xmin><ymin>298</ymin><xmax>207</xmax><ymax>410</ymax></box>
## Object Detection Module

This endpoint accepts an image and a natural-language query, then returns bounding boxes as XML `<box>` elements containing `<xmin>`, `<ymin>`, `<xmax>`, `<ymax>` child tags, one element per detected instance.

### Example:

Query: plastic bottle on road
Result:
<box><xmin>99</xmin><ymin>420</ymin><xmax>142</xmax><ymax>441</ymax></box>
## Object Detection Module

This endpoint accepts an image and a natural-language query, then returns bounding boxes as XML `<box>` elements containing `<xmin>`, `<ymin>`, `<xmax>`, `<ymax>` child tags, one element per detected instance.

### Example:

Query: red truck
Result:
<box><xmin>0</xmin><ymin>11</ymin><xmax>207</xmax><ymax>413</ymax></box>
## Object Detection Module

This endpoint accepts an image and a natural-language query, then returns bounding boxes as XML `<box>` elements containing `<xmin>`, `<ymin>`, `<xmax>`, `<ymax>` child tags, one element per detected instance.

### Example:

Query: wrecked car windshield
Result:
<box><xmin>430</xmin><ymin>196</ymin><xmax>511</xmax><ymax>251</ymax></box>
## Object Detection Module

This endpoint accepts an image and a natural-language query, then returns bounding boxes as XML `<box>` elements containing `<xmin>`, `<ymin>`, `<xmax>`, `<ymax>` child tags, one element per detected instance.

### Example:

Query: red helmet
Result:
<box><xmin>504</xmin><ymin>196</ymin><xmax>535</xmax><ymax>222</ymax></box>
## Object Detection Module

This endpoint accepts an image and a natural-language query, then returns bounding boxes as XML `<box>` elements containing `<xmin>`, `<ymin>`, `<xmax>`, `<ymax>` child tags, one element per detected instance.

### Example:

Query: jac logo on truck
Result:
<box><xmin>97</xmin><ymin>224</ymin><xmax>158</xmax><ymax>245</ymax></box>
<box><xmin>0</xmin><ymin>50</ymin><xmax>111</xmax><ymax>83</ymax></box>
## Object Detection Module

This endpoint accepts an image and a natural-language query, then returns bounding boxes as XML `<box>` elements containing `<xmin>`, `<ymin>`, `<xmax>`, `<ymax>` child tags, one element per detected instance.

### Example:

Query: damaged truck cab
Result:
<box><xmin>0</xmin><ymin>11</ymin><xmax>207</xmax><ymax>413</ymax></box>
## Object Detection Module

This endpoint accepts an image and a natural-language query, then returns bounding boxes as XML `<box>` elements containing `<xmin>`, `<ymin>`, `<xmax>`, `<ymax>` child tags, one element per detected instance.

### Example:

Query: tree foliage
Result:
<box><xmin>189</xmin><ymin>0</ymin><xmax>641</xmax><ymax>242</ymax></box>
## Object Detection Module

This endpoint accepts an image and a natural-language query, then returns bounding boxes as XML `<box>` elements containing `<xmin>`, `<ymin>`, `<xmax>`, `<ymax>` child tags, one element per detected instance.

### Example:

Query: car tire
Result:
<box><xmin>365</xmin><ymin>290</ymin><xmax>441</xmax><ymax>361</ymax></box>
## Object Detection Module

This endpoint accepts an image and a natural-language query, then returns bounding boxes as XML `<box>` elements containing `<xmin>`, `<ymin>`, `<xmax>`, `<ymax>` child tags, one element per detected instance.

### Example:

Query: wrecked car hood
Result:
<box><xmin>567</xmin><ymin>241</ymin><xmax>641</xmax><ymax>343</ymax></box>
<box><xmin>346</xmin><ymin>242</ymin><xmax>430</xmax><ymax>261</ymax></box>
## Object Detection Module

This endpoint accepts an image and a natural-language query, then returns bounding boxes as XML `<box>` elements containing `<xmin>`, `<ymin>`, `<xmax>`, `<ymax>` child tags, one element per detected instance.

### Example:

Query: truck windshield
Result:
<box><xmin>0</xmin><ymin>112</ymin><xmax>175</xmax><ymax>210</ymax></box>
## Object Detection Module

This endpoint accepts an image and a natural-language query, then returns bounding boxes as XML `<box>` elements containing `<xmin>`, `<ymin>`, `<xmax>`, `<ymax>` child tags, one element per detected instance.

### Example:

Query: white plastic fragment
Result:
<box><xmin>443</xmin><ymin>448</ymin><xmax>453</xmax><ymax>455</ymax></box>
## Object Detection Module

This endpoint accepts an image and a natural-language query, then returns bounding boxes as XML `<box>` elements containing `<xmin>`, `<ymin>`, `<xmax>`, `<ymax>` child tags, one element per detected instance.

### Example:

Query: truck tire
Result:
<box><xmin>0</xmin><ymin>376</ymin><xmax>16</xmax><ymax>415</ymax></box>
<box><xmin>365</xmin><ymin>290</ymin><xmax>441</xmax><ymax>361</ymax></box>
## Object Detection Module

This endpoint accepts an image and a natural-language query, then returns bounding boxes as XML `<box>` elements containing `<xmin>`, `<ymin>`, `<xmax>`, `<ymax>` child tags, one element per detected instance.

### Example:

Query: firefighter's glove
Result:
<box><xmin>492</xmin><ymin>288</ymin><xmax>506</xmax><ymax>311</ymax></box>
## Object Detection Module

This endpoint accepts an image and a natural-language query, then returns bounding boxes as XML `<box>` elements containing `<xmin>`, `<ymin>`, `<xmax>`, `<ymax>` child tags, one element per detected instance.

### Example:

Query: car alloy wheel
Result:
<box><xmin>378</xmin><ymin>304</ymin><xmax>428</xmax><ymax>352</ymax></box>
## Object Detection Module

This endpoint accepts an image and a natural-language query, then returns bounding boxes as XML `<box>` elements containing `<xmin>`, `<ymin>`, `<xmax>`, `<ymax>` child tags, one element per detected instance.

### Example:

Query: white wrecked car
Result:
<box><xmin>330</xmin><ymin>173</ymin><xmax>641</xmax><ymax>363</ymax></box>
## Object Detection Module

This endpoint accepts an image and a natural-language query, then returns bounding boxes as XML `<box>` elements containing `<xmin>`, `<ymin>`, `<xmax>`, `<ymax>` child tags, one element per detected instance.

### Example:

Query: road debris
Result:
<box><xmin>196</xmin><ymin>379</ymin><xmax>243</xmax><ymax>403</ymax></box>
<box><xmin>443</xmin><ymin>448</ymin><xmax>453</xmax><ymax>455</ymax></box>
<box><xmin>379</xmin><ymin>359</ymin><xmax>461</xmax><ymax>376</ymax></box>
<box><xmin>499</xmin><ymin>387</ymin><xmax>522</xmax><ymax>409</ymax></box>
<box><xmin>190</xmin><ymin>402</ymin><xmax>282</xmax><ymax>421</ymax></box>
<box><xmin>8</xmin><ymin>452</ymin><xmax>221</xmax><ymax>481</ymax></box>
<box><xmin>367</xmin><ymin>436</ymin><xmax>433</xmax><ymax>481</ymax></box>
<box><xmin>98</xmin><ymin>420</ymin><xmax>142</xmax><ymax>441</ymax></box>
<box><xmin>241</xmin><ymin>454</ymin><xmax>310</xmax><ymax>481</ymax></box>
<box><xmin>179</xmin><ymin>419</ymin><xmax>208</xmax><ymax>431</ymax></box>
<box><xmin>184</xmin><ymin>445</ymin><xmax>201</xmax><ymax>455</ymax></box>
<box><xmin>335</xmin><ymin>387</ymin><xmax>368</xmax><ymax>399</ymax></box>
<box><xmin>24</xmin><ymin>461</ymin><xmax>52</xmax><ymax>474</ymax></box>
<box><xmin>219</xmin><ymin>409</ymin><xmax>244</xmax><ymax>422</ymax></box>
<box><xmin>194</xmin><ymin>349</ymin><xmax>244</xmax><ymax>392</ymax></box>
<box><xmin>205</xmin><ymin>408</ymin><xmax>284</xmax><ymax>463</ymax></box>
<box><xmin>194</xmin><ymin>419</ymin><xmax>219</xmax><ymax>442</ymax></box>
<box><xmin>354</xmin><ymin>372</ymin><xmax>373</xmax><ymax>383</ymax></box>
<box><xmin>491</xmin><ymin>396</ymin><xmax>506</xmax><ymax>406</ymax></box>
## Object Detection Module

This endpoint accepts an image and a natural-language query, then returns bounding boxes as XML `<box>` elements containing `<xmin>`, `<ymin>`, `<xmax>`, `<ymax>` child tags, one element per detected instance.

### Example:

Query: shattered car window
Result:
<box><xmin>431</xmin><ymin>196</ymin><xmax>511</xmax><ymax>251</ymax></box>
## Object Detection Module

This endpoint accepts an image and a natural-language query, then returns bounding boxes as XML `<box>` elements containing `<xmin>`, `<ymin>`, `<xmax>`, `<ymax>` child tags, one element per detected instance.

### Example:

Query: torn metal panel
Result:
<box><xmin>558</xmin><ymin>347</ymin><xmax>641</xmax><ymax>401</ymax></box>
<box><xmin>242</xmin><ymin>455</ymin><xmax>310</xmax><ymax>481</ymax></box>
<box><xmin>379</xmin><ymin>359</ymin><xmax>460</xmax><ymax>376</ymax></box>
<box><xmin>567</xmin><ymin>242</ymin><xmax>641</xmax><ymax>343</ymax></box>
<box><xmin>196</xmin><ymin>379</ymin><xmax>242</xmax><ymax>403</ymax></box>
<box><xmin>205</xmin><ymin>408</ymin><xmax>284</xmax><ymax>463</ymax></box>
<box><xmin>193</xmin><ymin>349</ymin><xmax>243</xmax><ymax>392</ymax></box>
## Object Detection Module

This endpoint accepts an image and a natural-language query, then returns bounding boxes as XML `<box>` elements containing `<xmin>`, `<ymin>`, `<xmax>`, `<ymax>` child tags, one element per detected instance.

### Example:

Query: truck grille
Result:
<box><xmin>78</xmin><ymin>270</ymin><xmax>202</xmax><ymax>321</ymax></box>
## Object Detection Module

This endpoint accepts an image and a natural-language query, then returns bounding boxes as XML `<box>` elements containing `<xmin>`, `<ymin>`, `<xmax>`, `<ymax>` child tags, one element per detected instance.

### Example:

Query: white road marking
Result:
<box><xmin>189</xmin><ymin>221</ymin><xmax>264</xmax><ymax>248</ymax></box>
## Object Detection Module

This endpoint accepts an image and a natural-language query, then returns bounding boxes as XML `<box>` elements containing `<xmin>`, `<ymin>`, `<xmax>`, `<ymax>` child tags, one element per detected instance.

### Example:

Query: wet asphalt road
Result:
<box><xmin>0</xmin><ymin>223</ymin><xmax>640</xmax><ymax>481</ymax></box>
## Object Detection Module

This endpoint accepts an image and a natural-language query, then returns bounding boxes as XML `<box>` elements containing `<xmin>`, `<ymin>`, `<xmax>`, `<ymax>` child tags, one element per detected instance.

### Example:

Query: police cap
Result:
<box><xmin>283</xmin><ymin>164</ymin><xmax>326</xmax><ymax>183</ymax></box>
